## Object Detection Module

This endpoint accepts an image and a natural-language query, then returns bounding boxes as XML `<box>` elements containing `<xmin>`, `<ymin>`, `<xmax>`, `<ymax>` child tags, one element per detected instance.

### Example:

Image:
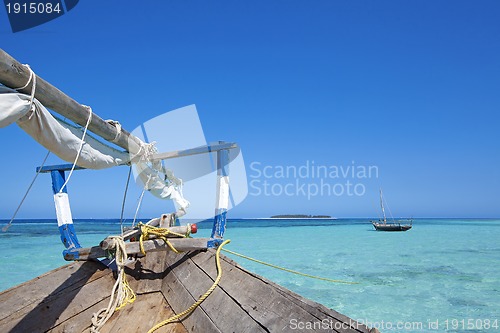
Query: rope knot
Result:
<box><xmin>138</xmin><ymin>222</ymin><xmax>187</xmax><ymax>255</ymax></box>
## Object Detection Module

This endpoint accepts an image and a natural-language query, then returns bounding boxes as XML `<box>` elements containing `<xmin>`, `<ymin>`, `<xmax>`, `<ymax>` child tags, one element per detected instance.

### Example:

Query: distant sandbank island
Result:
<box><xmin>270</xmin><ymin>215</ymin><xmax>332</xmax><ymax>218</ymax></box>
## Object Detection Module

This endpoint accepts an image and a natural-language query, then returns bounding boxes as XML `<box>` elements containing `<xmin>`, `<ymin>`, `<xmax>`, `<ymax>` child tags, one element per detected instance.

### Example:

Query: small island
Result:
<box><xmin>270</xmin><ymin>214</ymin><xmax>332</xmax><ymax>218</ymax></box>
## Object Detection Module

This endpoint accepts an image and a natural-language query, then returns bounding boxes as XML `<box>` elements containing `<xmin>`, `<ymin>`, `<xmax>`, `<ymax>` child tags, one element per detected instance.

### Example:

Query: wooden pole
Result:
<box><xmin>0</xmin><ymin>48</ymin><xmax>144</xmax><ymax>154</ymax></box>
<box><xmin>67</xmin><ymin>238</ymin><xmax>211</xmax><ymax>261</ymax></box>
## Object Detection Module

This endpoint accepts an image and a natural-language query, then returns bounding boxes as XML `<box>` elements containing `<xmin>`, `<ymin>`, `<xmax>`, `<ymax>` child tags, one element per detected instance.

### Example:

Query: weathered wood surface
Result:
<box><xmin>0</xmin><ymin>257</ymin><xmax>187</xmax><ymax>333</ymax></box>
<box><xmin>126</xmin><ymin>249</ymin><xmax>168</xmax><ymax>294</ymax></box>
<box><xmin>0</xmin><ymin>261</ymin><xmax>106</xmax><ymax>322</ymax></box>
<box><xmin>0</xmin><ymin>48</ymin><xmax>143</xmax><ymax>154</ymax></box>
<box><xmin>167</xmin><ymin>249</ymin><xmax>374</xmax><ymax>333</ymax></box>
<box><xmin>95</xmin><ymin>292</ymin><xmax>187</xmax><ymax>333</ymax></box>
<box><xmin>101</xmin><ymin>226</ymin><xmax>192</xmax><ymax>250</ymax></box>
<box><xmin>0</xmin><ymin>245</ymin><xmax>377</xmax><ymax>333</ymax></box>
<box><xmin>74</xmin><ymin>238</ymin><xmax>211</xmax><ymax>261</ymax></box>
<box><xmin>151</xmin><ymin>142</ymin><xmax>237</xmax><ymax>161</ymax></box>
<box><xmin>161</xmin><ymin>252</ymin><xmax>267</xmax><ymax>333</ymax></box>
<box><xmin>0</xmin><ymin>261</ymin><xmax>114</xmax><ymax>332</ymax></box>
<box><xmin>160</xmin><ymin>253</ymin><xmax>223</xmax><ymax>333</ymax></box>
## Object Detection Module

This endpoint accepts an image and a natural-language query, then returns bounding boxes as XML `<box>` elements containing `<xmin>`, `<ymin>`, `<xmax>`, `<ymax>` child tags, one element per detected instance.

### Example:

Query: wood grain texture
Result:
<box><xmin>0</xmin><ymin>246</ymin><xmax>376</xmax><ymax>333</ymax></box>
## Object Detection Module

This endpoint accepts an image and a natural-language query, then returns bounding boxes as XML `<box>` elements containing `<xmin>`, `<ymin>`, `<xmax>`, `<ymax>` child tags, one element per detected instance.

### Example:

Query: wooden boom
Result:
<box><xmin>0</xmin><ymin>48</ymin><xmax>144</xmax><ymax>154</ymax></box>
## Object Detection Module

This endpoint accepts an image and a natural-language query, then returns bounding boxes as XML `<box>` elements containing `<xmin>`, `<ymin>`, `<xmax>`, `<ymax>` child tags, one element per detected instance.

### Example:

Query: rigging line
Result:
<box><xmin>2</xmin><ymin>151</ymin><xmax>51</xmax><ymax>232</ymax></box>
<box><xmin>222</xmin><ymin>248</ymin><xmax>358</xmax><ymax>285</ymax></box>
<box><xmin>59</xmin><ymin>105</ymin><xmax>93</xmax><ymax>193</ymax></box>
<box><xmin>132</xmin><ymin>175</ymin><xmax>151</xmax><ymax>227</ymax></box>
<box><xmin>384</xmin><ymin>193</ymin><xmax>396</xmax><ymax>223</ymax></box>
<box><xmin>132</xmin><ymin>189</ymin><xmax>146</xmax><ymax>228</ymax></box>
<box><xmin>119</xmin><ymin>165</ymin><xmax>132</xmax><ymax>236</ymax></box>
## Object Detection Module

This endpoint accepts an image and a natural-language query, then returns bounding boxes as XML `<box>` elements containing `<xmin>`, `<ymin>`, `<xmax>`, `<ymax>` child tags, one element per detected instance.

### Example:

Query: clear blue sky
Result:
<box><xmin>1</xmin><ymin>0</ymin><xmax>499</xmax><ymax>219</ymax></box>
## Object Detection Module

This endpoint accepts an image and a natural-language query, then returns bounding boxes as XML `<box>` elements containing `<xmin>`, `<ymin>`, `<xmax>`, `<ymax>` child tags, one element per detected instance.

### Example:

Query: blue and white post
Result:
<box><xmin>38</xmin><ymin>164</ymin><xmax>82</xmax><ymax>259</ymax></box>
<box><xmin>211</xmin><ymin>147</ymin><xmax>230</xmax><ymax>240</ymax></box>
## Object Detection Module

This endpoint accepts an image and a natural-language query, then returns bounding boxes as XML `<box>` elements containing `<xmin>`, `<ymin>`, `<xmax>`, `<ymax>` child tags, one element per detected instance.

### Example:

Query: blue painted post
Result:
<box><xmin>50</xmin><ymin>169</ymin><xmax>81</xmax><ymax>259</ymax></box>
<box><xmin>211</xmin><ymin>147</ymin><xmax>230</xmax><ymax>239</ymax></box>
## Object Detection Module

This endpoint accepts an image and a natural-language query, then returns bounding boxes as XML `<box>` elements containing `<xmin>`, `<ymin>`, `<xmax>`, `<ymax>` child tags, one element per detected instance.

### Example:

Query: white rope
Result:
<box><xmin>2</xmin><ymin>151</ymin><xmax>50</xmax><ymax>232</ymax></box>
<box><xmin>58</xmin><ymin>105</ymin><xmax>93</xmax><ymax>193</ymax></box>
<box><xmin>14</xmin><ymin>65</ymin><xmax>34</xmax><ymax>90</ymax></box>
<box><xmin>14</xmin><ymin>64</ymin><xmax>37</xmax><ymax>120</ymax></box>
<box><xmin>130</xmin><ymin>143</ymin><xmax>157</xmax><ymax>227</ymax></box>
<box><xmin>127</xmin><ymin>141</ymin><xmax>157</xmax><ymax>164</ymax></box>
<box><xmin>106</xmin><ymin>120</ymin><xmax>122</xmax><ymax>143</ymax></box>
<box><xmin>90</xmin><ymin>236</ymin><xmax>134</xmax><ymax>333</ymax></box>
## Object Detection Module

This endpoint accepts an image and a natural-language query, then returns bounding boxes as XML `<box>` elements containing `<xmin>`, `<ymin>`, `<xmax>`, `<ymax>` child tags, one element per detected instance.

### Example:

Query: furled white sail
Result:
<box><xmin>135</xmin><ymin>159</ymin><xmax>190</xmax><ymax>216</ymax></box>
<box><xmin>0</xmin><ymin>86</ymin><xmax>129</xmax><ymax>169</ymax></box>
<box><xmin>1</xmin><ymin>85</ymin><xmax>189</xmax><ymax>215</ymax></box>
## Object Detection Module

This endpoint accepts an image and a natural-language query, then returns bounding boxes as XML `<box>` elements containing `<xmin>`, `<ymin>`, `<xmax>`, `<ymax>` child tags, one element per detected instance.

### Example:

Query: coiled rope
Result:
<box><xmin>91</xmin><ymin>236</ymin><xmax>136</xmax><ymax>333</ymax></box>
<box><xmin>147</xmin><ymin>239</ymin><xmax>231</xmax><ymax>333</ymax></box>
<box><xmin>222</xmin><ymin>248</ymin><xmax>358</xmax><ymax>285</ymax></box>
<box><xmin>138</xmin><ymin>222</ymin><xmax>188</xmax><ymax>255</ymax></box>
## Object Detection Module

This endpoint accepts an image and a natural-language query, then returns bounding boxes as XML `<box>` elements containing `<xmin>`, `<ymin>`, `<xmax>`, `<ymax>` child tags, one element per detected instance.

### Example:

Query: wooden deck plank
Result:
<box><xmin>162</xmin><ymin>251</ymin><xmax>268</xmax><ymax>333</ymax></box>
<box><xmin>45</xmin><ymin>292</ymin><xmax>187</xmax><ymax>333</ymax></box>
<box><xmin>190</xmin><ymin>250</ymin><xmax>372</xmax><ymax>333</ymax></box>
<box><xmin>0</xmin><ymin>267</ymin><xmax>116</xmax><ymax>333</ymax></box>
<box><xmin>217</xmin><ymin>253</ymin><xmax>370</xmax><ymax>332</ymax></box>
<box><xmin>160</xmin><ymin>253</ymin><xmax>223</xmax><ymax>333</ymax></box>
<box><xmin>0</xmin><ymin>261</ymin><xmax>108</xmax><ymax>322</ymax></box>
<box><xmin>100</xmin><ymin>292</ymin><xmax>187</xmax><ymax>333</ymax></box>
<box><xmin>125</xmin><ymin>250</ymin><xmax>168</xmax><ymax>294</ymax></box>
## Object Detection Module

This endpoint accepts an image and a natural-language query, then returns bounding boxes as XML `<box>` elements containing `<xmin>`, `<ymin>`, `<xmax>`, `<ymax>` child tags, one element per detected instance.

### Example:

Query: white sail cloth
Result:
<box><xmin>135</xmin><ymin>158</ymin><xmax>190</xmax><ymax>216</ymax></box>
<box><xmin>0</xmin><ymin>86</ymin><xmax>189</xmax><ymax>215</ymax></box>
<box><xmin>0</xmin><ymin>86</ymin><xmax>129</xmax><ymax>169</ymax></box>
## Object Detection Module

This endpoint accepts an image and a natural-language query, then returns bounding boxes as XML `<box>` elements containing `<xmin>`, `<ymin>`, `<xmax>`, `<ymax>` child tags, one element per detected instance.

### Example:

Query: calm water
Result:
<box><xmin>1</xmin><ymin>218</ymin><xmax>499</xmax><ymax>332</ymax></box>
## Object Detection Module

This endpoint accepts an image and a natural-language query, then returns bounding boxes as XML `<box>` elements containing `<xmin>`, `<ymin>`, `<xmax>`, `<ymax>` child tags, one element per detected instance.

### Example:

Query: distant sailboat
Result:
<box><xmin>371</xmin><ymin>189</ymin><xmax>412</xmax><ymax>232</ymax></box>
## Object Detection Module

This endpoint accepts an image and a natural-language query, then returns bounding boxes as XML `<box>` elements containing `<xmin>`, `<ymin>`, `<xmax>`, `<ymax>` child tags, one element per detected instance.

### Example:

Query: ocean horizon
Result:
<box><xmin>1</xmin><ymin>218</ymin><xmax>499</xmax><ymax>332</ymax></box>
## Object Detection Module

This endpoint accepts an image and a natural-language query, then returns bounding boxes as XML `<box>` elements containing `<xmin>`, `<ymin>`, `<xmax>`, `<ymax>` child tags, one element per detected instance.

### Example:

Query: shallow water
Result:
<box><xmin>1</xmin><ymin>218</ymin><xmax>499</xmax><ymax>332</ymax></box>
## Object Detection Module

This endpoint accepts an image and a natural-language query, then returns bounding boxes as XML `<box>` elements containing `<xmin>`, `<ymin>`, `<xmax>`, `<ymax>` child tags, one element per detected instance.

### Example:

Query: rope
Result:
<box><xmin>222</xmin><ymin>248</ymin><xmax>359</xmax><ymax>285</ymax></box>
<box><xmin>147</xmin><ymin>239</ymin><xmax>231</xmax><ymax>333</ymax></box>
<box><xmin>59</xmin><ymin>105</ymin><xmax>93</xmax><ymax>193</ymax></box>
<box><xmin>138</xmin><ymin>223</ymin><xmax>188</xmax><ymax>255</ymax></box>
<box><xmin>14</xmin><ymin>64</ymin><xmax>36</xmax><ymax>116</ymax></box>
<box><xmin>132</xmin><ymin>176</ymin><xmax>149</xmax><ymax>227</ymax></box>
<box><xmin>106</xmin><ymin>120</ymin><xmax>122</xmax><ymax>143</ymax></box>
<box><xmin>91</xmin><ymin>236</ymin><xmax>136</xmax><ymax>333</ymax></box>
<box><xmin>119</xmin><ymin>165</ymin><xmax>132</xmax><ymax>235</ymax></box>
<box><xmin>2</xmin><ymin>151</ymin><xmax>50</xmax><ymax>232</ymax></box>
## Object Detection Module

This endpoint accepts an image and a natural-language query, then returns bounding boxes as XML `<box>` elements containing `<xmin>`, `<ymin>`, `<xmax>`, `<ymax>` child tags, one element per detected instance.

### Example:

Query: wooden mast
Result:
<box><xmin>0</xmin><ymin>48</ymin><xmax>144</xmax><ymax>154</ymax></box>
<box><xmin>379</xmin><ymin>188</ymin><xmax>387</xmax><ymax>224</ymax></box>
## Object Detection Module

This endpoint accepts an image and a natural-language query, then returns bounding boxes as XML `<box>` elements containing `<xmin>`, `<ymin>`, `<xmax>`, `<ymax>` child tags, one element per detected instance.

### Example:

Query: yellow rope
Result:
<box><xmin>115</xmin><ymin>269</ymin><xmax>136</xmax><ymax>311</ymax></box>
<box><xmin>221</xmin><ymin>248</ymin><xmax>359</xmax><ymax>285</ymax></box>
<box><xmin>138</xmin><ymin>222</ymin><xmax>188</xmax><ymax>255</ymax></box>
<box><xmin>147</xmin><ymin>239</ymin><xmax>231</xmax><ymax>333</ymax></box>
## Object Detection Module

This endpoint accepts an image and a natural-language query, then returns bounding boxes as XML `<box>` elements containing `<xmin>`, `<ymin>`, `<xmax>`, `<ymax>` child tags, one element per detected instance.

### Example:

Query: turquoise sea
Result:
<box><xmin>1</xmin><ymin>218</ymin><xmax>499</xmax><ymax>332</ymax></box>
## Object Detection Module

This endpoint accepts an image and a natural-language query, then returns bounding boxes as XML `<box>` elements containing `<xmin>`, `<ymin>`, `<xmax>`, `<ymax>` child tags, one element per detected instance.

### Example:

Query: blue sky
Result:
<box><xmin>0</xmin><ymin>0</ymin><xmax>499</xmax><ymax>219</ymax></box>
